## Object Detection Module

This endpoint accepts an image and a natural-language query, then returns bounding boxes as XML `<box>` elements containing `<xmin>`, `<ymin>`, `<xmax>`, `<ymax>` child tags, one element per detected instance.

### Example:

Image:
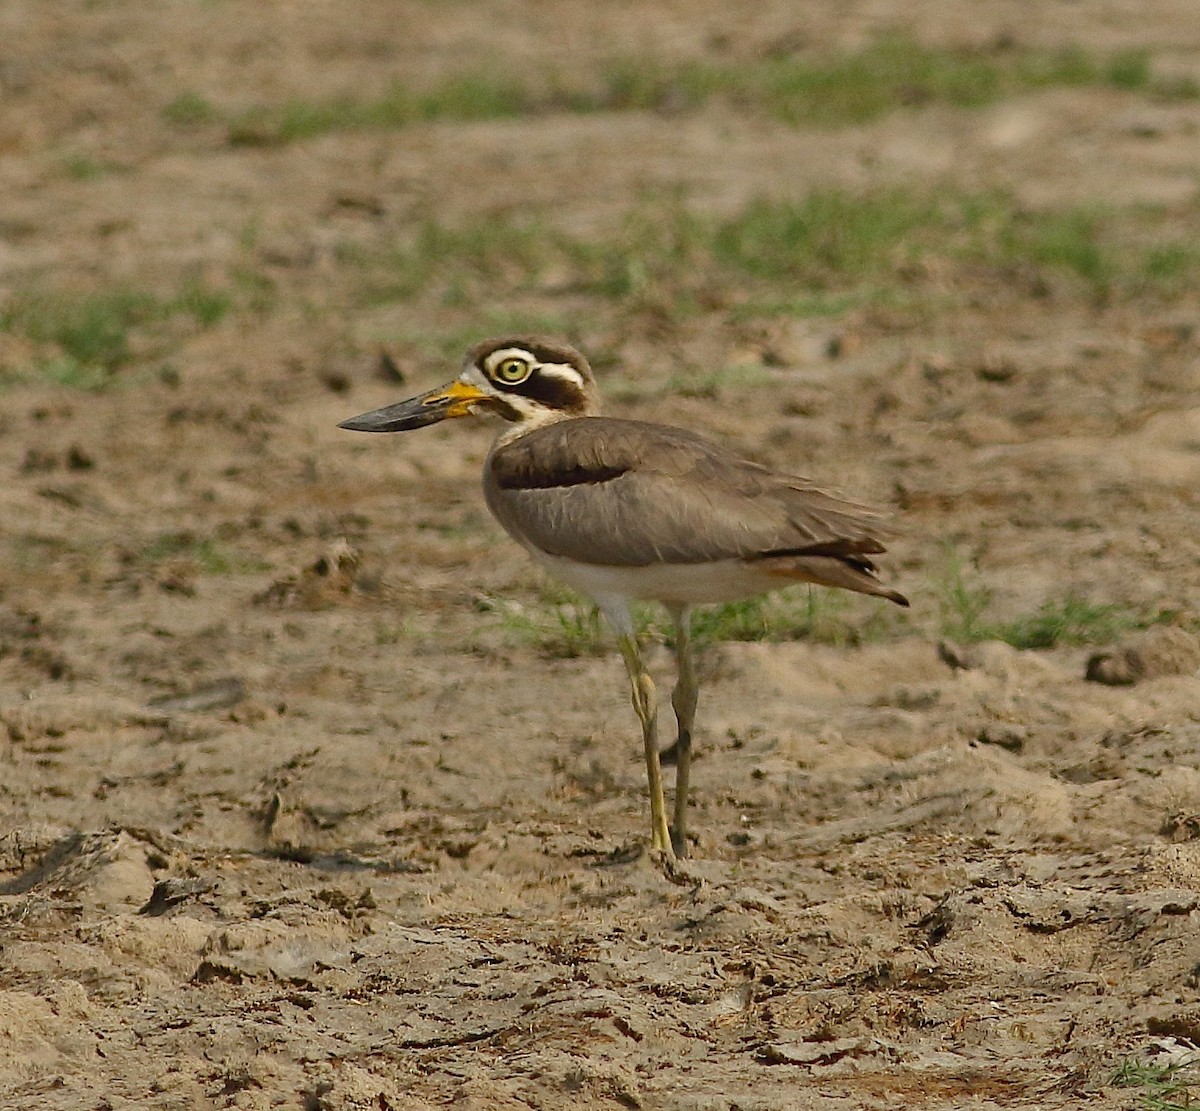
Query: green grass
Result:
<box><xmin>374</xmin><ymin>620</ymin><xmax>417</xmax><ymax>646</ymax></box>
<box><xmin>225</xmin><ymin>75</ymin><xmax>533</xmax><ymax>146</ymax></box>
<box><xmin>1112</xmin><ymin>1060</ymin><xmax>1197</xmax><ymax>1111</ymax></box>
<box><xmin>663</xmin><ymin>362</ymin><xmax>775</xmax><ymax>400</ymax></box>
<box><xmin>137</xmin><ymin>532</ymin><xmax>267</xmax><ymax>575</ymax></box>
<box><xmin>344</xmin><ymin>188</ymin><xmax>1200</xmax><ymax>327</ymax></box>
<box><xmin>996</xmin><ymin>204</ymin><xmax>1114</xmax><ymax>289</ymax></box>
<box><xmin>684</xmin><ymin>41</ymin><xmax>1185</xmax><ymax>126</ymax></box>
<box><xmin>936</xmin><ymin>549</ymin><xmax>995</xmax><ymax>643</ymax></box>
<box><xmin>730</xmin><ymin>290</ymin><xmax>880</xmax><ymax>320</ymax></box>
<box><xmin>162</xmin><ymin>91</ymin><xmax>218</xmax><ymax>126</ymax></box>
<box><xmin>192</xmin><ymin>40</ymin><xmax>1196</xmax><ymax>147</ymax></box>
<box><xmin>58</xmin><ymin>153</ymin><xmax>119</xmax><ymax>181</ymax></box>
<box><xmin>610</xmin><ymin>38</ymin><xmax>1018</xmax><ymax>125</ymax></box>
<box><xmin>711</xmin><ymin>190</ymin><xmax>945</xmax><ymax>283</ymax></box>
<box><xmin>0</xmin><ymin>280</ymin><xmax>236</xmax><ymax>388</ymax></box>
<box><xmin>487</xmin><ymin>592</ymin><xmax>612</xmax><ymax>659</ymax></box>
<box><xmin>229</xmin><ymin>266</ymin><xmax>277</xmax><ymax>315</ymax></box>
<box><xmin>32</xmin><ymin>358</ymin><xmax>115</xmax><ymax>391</ymax></box>
<box><xmin>2</xmin><ymin>290</ymin><xmax>156</xmax><ymax>372</ymax></box>
<box><xmin>684</xmin><ymin>590</ymin><xmax>888</xmax><ymax>650</ymax></box>
<box><xmin>492</xmin><ymin>583</ymin><xmax>902</xmax><ymax>659</ymax></box>
<box><xmin>171</xmin><ymin>281</ymin><xmax>235</xmax><ymax>327</ymax></box>
<box><xmin>355</xmin><ymin>216</ymin><xmax>555</xmax><ymax>306</ymax></box>
<box><xmin>936</xmin><ymin>549</ymin><xmax>1176</xmax><ymax>649</ymax></box>
<box><xmin>19</xmin><ymin>188</ymin><xmax>1194</xmax><ymax>392</ymax></box>
<box><xmin>988</xmin><ymin>596</ymin><xmax>1163</xmax><ymax>650</ymax></box>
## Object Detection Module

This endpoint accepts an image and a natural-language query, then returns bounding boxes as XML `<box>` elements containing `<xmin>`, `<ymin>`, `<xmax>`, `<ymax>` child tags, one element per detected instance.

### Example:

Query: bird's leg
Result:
<box><xmin>666</xmin><ymin>604</ymin><xmax>697</xmax><ymax>858</ymax></box>
<box><xmin>616</xmin><ymin>633</ymin><xmax>673</xmax><ymax>856</ymax></box>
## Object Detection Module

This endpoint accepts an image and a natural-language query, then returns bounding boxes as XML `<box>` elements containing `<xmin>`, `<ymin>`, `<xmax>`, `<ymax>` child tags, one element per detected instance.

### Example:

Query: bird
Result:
<box><xmin>339</xmin><ymin>336</ymin><xmax>908</xmax><ymax>860</ymax></box>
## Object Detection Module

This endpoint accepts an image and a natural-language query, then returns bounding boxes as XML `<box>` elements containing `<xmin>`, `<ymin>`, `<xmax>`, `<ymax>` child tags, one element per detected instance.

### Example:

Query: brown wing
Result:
<box><xmin>484</xmin><ymin>417</ymin><xmax>896</xmax><ymax>569</ymax></box>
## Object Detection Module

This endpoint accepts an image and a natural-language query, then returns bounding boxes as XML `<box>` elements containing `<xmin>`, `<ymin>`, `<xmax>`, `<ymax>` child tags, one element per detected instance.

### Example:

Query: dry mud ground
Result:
<box><xmin>4</xmin><ymin>2</ymin><xmax>1200</xmax><ymax>1108</ymax></box>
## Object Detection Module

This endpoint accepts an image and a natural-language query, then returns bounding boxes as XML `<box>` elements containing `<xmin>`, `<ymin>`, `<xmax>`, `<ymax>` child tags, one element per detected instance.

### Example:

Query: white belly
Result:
<box><xmin>528</xmin><ymin>548</ymin><xmax>778</xmax><ymax>609</ymax></box>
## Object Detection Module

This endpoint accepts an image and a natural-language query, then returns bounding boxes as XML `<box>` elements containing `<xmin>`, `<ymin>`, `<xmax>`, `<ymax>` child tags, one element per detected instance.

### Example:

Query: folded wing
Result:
<box><xmin>485</xmin><ymin>417</ymin><xmax>896</xmax><ymax>570</ymax></box>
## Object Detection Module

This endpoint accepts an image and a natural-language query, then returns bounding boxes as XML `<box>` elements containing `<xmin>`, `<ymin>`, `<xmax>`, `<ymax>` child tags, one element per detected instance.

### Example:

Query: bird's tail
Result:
<box><xmin>758</xmin><ymin>553</ymin><xmax>909</xmax><ymax>607</ymax></box>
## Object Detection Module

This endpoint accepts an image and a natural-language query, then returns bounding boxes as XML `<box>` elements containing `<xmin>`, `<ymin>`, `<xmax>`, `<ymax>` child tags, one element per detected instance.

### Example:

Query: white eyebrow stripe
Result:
<box><xmin>533</xmin><ymin>362</ymin><xmax>585</xmax><ymax>386</ymax></box>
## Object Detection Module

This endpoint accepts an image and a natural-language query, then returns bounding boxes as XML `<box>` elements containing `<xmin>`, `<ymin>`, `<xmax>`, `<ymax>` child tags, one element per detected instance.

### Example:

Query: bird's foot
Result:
<box><xmin>649</xmin><ymin>830</ymin><xmax>675</xmax><ymax>857</ymax></box>
<box><xmin>655</xmin><ymin>850</ymin><xmax>704</xmax><ymax>889</ymax></box>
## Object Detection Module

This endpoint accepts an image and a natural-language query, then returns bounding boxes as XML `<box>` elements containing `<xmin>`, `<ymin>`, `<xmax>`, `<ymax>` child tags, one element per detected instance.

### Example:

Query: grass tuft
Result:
<box><xmin>1112</xmin><ymin>1059</ymin><xmax>1197</xmax><ymax>1111</ymax></box>
<box><xmin>1</xmin><ymin>280</ymin><xmax>237</xmax><ymax>388</ymax></box>
<box><xmin>488</xmin><ymin>593</ymin><xmax>612</xmax><ymax>659</ymax></box>
<box><xmin>1106</xmin><ymin>50</ymin><xmax>1153</xmax><ymax>90</ymax></box>
<box><xmin>936</xmin><ymin>549</ymin><xmax>995</xmax><ymax>643</ymax></box>
<box><xmin>137</xmin><ymin>532</ymin><xmax>267</xmax><ymax>575</ymax></box>
<box><xmin>684</xmin><ymin>590</ymin><xmax>874</xmax><ymax>650</ymax></box>
<box><xmin>935</xmin><ymin>550</ymin><xmax>1175</xmax><ymax>649</ymax></box>
<box><xmin>711</xmin><ymin>190</ymin><xmax>942</xmax><ymax>283</ymax></box>
<box><xmin>1</xmin><ymin>290</ymin><xmax>156</xmax><ymax>374</ymax></box>
<box><xmin>494</xmin><ymin>583</ymin><xmax>902</xmax><ymax>659</ymax></box>
<box><xmin>162</xmin><ymin>91</ymin><xmax>218</xmax><ymax>126</ymax></box>
<box><xmin>739</xmin><ymin>37</ymin><xmax>1006</xmax><ymax>124</ymax></box>
<box><xmin>226</xmin><ymin>75</ymin><xmax>534</xmax><ymax>146</ymax></box>
<box><xmin>665</xmin><ymin>363</ymin><xmax>774</xmax><ymax>400</ymax></box>
<box><xmin>988</xmin><ymin>595</ymin><xmax>1157</xmax><ymax>650</ymax></box>
<box><xmin>59</xmin><ymin>153</ymin><xmax>118</xmax><ymax>181</ymax></box>
<box><xmin>1000</xmin><ymin>205</ymin><xmax>1113</xmax><ymax>289</ymax></box>
<box><xmin>170</xmin><ymin>281</ymin><xmax>235</xmax><ymax>328</ymax></box>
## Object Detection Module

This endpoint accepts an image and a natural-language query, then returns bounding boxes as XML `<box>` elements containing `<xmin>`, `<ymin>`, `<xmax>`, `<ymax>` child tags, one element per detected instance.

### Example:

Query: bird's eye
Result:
<box><xmin>492</xmin><ymin>357</ymin><xmax>532</xmax><ymax>384</ymax></box>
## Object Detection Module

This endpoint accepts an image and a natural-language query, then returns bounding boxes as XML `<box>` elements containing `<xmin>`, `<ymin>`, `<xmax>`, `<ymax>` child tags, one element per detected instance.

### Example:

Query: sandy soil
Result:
<box><xmin>3</xmin><ymin>2</ymin><xmax>1200</xmax><ymax>1108</ymax></box>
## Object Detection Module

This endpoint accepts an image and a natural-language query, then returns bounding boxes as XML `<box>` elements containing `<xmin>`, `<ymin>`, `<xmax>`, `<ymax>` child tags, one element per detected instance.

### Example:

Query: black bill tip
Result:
<box><xmin>338</xmin><ymin>394</ymin><xmax>454</xmax><ymax>433</ymax></box>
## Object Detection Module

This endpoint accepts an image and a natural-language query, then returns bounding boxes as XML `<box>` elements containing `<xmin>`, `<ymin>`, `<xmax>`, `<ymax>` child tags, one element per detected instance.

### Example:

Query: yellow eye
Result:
<box><xmin>493</xmin><ymin>357</ymin><xmax>531</xmax><ymax>384</ymax></box>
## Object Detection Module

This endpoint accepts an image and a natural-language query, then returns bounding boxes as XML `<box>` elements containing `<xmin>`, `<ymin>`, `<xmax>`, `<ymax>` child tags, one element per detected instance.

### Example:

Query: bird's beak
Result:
<box><xmin>338</xmin><ymin>379</ymin><xmax>491</xmax><ymax>433</ymax></box>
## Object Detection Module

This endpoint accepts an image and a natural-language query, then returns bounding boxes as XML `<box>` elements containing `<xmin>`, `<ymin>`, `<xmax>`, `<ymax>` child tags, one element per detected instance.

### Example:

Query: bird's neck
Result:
<box><xmin>492</xmin><ymin>407</ymin><xmax>583</xmax><ymax>449</ymax></box>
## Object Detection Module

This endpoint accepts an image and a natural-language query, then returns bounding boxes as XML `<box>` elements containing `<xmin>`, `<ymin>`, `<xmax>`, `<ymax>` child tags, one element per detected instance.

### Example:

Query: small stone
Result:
<box><xmin>377</xmin><ymin>348</ymin><xmax>406</xmax><ymax>384</ymax></box>
<box><xmin>1085</xmin><ymin>651</ymin><xmax>1140</xmax><ymax>685</ymax></box>
<box><xmin>977</xmin><ymin>724</ymin><xmax>1027</xmax><ymax>752</ymax></box>
<box><xmin>1086</xmin><ymin>626</ymin><xmax>1200</xmax><ymax>686</ymax></box>
<box><xmin>66</xmin><ymin>444</ymin><xmax>94</xmax><ymax>470</ymax></box>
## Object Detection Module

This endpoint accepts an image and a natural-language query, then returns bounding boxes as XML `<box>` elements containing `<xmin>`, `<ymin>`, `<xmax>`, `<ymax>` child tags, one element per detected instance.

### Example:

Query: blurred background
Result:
<box><xmin>3</xmin><ymin>0</ymin><xmax>1199</xmax><ymax>635</ymax></box>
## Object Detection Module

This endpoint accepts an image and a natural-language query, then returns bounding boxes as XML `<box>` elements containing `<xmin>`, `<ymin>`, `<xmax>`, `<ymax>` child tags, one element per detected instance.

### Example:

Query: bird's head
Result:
<box><xmin>338</xmin><ymin>336</ymin><xmax>600</xmax><ymax>434</ymax></box>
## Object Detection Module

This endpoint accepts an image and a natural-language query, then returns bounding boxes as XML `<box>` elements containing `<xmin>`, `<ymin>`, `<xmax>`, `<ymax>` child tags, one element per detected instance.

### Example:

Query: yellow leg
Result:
<box><xmin>667</xmin><ymin>605</ymin><xmax>697</xmax><ymax>858</ymax></box>
<box><xmin>617</xmin><ymin>633</ymin><xmax>673</xmax><ymax>856</ymax></box>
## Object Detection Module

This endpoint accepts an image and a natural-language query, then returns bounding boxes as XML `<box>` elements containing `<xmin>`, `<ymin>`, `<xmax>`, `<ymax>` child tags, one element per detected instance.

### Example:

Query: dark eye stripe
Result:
<box><xmin>509</xmin><ymin>370</ymin><xmax>589</xmax><ymax>413</ymax></box>
<box><xmin>485</xmin><ymin>396</ymin><xmax>524</xmax><ymax>421</ymax></box>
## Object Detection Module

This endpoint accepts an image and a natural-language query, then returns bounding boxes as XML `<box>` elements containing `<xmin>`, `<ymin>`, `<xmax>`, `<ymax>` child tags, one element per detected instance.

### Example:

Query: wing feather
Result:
<box><xmin>485</xmin><ymin>417</ymin><xmax>895</xmax><ymax>568</ymax></box>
